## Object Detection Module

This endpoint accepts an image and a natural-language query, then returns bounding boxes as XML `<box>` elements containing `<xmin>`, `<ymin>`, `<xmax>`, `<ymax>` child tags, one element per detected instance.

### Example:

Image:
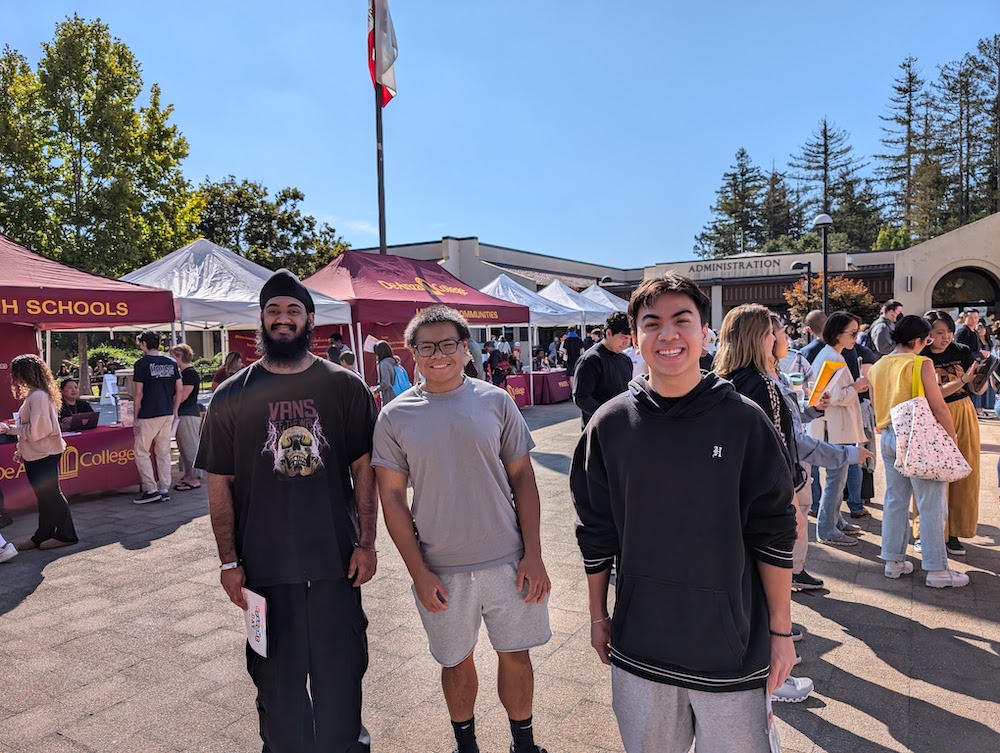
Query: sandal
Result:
<box><xmin>173</xmin><ymin>482</ymin><xmax>201</xmax><ymax>491</ymax></box>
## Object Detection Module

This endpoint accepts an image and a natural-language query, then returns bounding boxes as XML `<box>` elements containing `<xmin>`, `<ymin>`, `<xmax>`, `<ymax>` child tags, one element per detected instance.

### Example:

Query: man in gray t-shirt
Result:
<box><xmin>373</xmin><ymin>306</ymin><xmax>552</xmax><ymax>753</ymax></box>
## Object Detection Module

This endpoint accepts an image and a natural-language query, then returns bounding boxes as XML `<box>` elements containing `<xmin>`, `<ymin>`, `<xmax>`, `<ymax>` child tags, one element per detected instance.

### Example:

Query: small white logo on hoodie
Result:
<box><xmin>712</xmin><ymin>445</ymin><xmax>723</xmax><ymax>458</ymax></box>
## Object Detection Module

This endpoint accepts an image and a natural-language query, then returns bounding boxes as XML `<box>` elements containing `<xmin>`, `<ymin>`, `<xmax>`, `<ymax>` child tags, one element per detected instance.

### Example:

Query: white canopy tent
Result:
<box><xmin>479</xmin><ymin>274</ymin><xmax>582</xmax><ymax>327</ymax></box>
<box><xmin>579</xmin><ymin>283</ymin><xmax>629</xmax><ymax>313</ymax></box>
<box><xmin>538</xmin><ymin>279</ymin><xmax>614</xmax><ymax>324</ymax></box>
<box><xmin>120</xmin><ymin>239</ymin><xmax>352</xmax><ymax>329</ymax></box>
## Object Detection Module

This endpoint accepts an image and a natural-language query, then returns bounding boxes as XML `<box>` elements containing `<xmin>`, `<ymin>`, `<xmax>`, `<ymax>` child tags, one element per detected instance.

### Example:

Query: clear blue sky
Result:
<box><xmin>3</xmin><ymin>1</ymin><xmax>997</xmax><ymax>267</ymax></box>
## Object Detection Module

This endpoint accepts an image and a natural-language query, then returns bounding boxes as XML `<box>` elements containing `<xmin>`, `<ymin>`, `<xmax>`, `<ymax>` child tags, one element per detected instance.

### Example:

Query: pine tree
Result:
<box><xmin>934</xmin><ymin>54</ymin><xmax>989</xmax><ymax>227</ymax></box>
<box><xmin>830</xmin><ymin>171</ymin><xmax>884</xmax><ymax>250</ymax></box>
<box><xmin>975</xmin><ymin>35</ymin><xmax>1000</xmax><ymax>215</ymax></box>
<box><xmin>789</xmin><ymin>118</ymin><xmax>864</xmax><ymax>215</ymax></box>
<box><xmin>761</xmin><ymin>169</ymin><xmax>802</xmax><ymax>242</ymax></box>
<box><xmin>876</xmin><ymin>57</ymin><xmax>925</xmax><ymax>228</ymax></box>
<box><xmin>694</xmin><ymin>148</ymin><xmax>765</xmax><ymax>259</ymax></box>
<box><xmin>910</xmin><ymin>92</ymin><xmax>952</xmax><ymax>239</ymax></box>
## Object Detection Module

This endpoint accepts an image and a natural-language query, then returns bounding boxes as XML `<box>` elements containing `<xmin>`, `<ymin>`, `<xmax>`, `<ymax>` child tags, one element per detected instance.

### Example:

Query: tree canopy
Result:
<box><xmin>0</xmin><ymin>15</ymin><xmax>200</xmax><ymax>276</ymax></box>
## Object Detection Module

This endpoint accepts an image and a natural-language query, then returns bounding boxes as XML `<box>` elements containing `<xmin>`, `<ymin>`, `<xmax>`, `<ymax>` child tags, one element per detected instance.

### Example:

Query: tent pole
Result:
<box><xmin>356</xmin><ymin>322</ymin><xmax>366</xmax><ymax>382</ymax></box>
<box><xmin>45</xmin><ymin>330</ymin><xmax>52</xmax><ymax>368</ymax></box>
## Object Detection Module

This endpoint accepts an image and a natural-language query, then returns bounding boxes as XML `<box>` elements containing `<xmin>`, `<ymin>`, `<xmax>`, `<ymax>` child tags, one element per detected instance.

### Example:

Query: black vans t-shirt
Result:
<box><xmin>922</xmin><ymin>342</ymin><xmax>975</xmax><ymax>404</ymax></box>
<box><xmin>133</xmin><ymin>354</ymin><xmax>181</xmax><ymax>419</ymax></box>
<box><xmin>196</xmin><ymin>359</ymin><xmax>378</xmax><ymax>587</ymax></box>
<box><xmin>178</xmin><ymin>366</ymin><xmax>201</xmax><ymax>417</ymax></box>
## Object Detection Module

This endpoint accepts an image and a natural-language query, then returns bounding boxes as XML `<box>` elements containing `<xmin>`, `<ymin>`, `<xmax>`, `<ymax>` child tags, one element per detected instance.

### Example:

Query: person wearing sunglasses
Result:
<box><xmin>808</xmin><ymin>311</ymin><xmax>869</xmax><ymax>548</ymax></box>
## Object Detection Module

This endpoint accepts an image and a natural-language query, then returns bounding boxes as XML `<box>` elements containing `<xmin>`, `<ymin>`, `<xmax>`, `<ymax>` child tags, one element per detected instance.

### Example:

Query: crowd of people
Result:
<box><xmin>1</xmin><ymin>264</ymin><xmax>994</xmax><ymax>752</ymax></box>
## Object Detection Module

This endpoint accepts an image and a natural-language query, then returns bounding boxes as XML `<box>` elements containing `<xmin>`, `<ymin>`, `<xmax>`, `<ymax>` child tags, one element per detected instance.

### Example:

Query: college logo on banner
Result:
<box><xmin>60</xmin><ymin>446</ymin><xmax>80</xmax><ymax>481</ymax></box>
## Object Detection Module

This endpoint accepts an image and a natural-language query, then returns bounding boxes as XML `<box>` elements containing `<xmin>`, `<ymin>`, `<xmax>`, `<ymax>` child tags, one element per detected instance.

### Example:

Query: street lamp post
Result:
<box><xmin>812</xmin><ymin>214</ymin><xmax>834</xmax><ymax>313</ymax></box>
<box><xmin>791</xmin><ymin>261</ymin><xmax>813</xmax><ymax>343</ymax></box>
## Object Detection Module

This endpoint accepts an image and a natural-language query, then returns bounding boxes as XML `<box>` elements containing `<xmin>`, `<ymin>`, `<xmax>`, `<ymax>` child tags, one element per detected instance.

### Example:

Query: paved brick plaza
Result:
<box><xmin>1</xmin><ymin>401</ymin><xmax>998</xmax><ymax>753</ymax></box>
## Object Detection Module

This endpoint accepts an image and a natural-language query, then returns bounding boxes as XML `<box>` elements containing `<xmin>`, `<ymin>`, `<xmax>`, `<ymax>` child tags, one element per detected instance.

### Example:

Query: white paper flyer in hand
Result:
<box><xmin>765</xmin><ymin>693</ymin><xmax>781</xmax><ymax>753</ymax></box>
<box><xmin>243</xmin><ymin>588</ymin><xmax>267</xmax><ymax>658</ymax></box>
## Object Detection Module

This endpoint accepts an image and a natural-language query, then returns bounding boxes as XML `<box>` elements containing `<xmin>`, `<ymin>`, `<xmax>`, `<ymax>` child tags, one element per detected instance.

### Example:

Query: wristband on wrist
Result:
<box><xmin>219</xmin><ymin>561</ymin><xmax>240</xmax><ymax>571</ymax></box>
<box><xmin>769</xmin><ymin>629</ymin><xmax>794</xmax><ymax>638</ymax></box>
<box><xmin>591</xmin><ymin>616</ymin><xmax>610</xmax><ymax>625</ymax></box>
<box><xmin>354</xmin><ymin>542</ymin><xmax>378</xmax><ymax>553</ymax></box>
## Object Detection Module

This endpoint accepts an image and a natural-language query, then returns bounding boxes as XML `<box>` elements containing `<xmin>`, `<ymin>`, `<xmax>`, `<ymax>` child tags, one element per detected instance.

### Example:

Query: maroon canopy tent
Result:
<box><xmin>0</xmin><ymin>233</ymin><xmax>175</xmax><ymax>418</ymax></box>
<box><xmin>0</xmin><ymin>233</ymin><xmax>174</xmax><ymax>328</ymax></box>
<box><xmin>305</xmin><ymin>251</ymin><xmax>529</xmax><ymax>382</ymax></box>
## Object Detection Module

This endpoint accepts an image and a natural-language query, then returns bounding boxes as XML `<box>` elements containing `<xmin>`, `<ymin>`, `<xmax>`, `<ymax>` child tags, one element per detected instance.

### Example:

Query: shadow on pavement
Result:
<box><xmin>0</xmin><ymin>488</ymin><xmax>207</xmax><ymax>618</ymax></box>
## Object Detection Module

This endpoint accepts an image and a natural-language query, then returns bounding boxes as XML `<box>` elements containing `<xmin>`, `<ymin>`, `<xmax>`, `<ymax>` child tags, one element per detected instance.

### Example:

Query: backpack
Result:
<box><xmin>391</xmin><ymin>363</ymin><xmax>412</xmax><ymax>396</ymax></box>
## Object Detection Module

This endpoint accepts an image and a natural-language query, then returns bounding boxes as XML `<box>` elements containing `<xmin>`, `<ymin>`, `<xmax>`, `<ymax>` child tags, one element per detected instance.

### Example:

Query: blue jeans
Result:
<box><xmin>816</xmin><ymin>461</ymin><xmax>851</xmax><ymax>542</ymax></box>
<box><xmin>845</xmin><ymin>463</ymin><xmax>864</xmax><ymax>513</ymax></box>
<box><xmin>879</xmin><ymin>425</ymin><xmax>947</xmax><ymax>571</ymax></box>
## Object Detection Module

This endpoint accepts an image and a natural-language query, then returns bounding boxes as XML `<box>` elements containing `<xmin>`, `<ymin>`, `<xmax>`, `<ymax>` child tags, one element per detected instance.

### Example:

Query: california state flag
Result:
<box><xmin>368</xmin><ymin>0</ymin><xmax>397</xmax><ymax>106</ymax></box>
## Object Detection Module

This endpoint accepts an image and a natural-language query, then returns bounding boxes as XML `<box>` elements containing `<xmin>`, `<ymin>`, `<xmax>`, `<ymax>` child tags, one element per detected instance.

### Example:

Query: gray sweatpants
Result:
<box><xmin>611</xmin><ymin>666</ymin><xmax>771</xmax><ymax>753</ymax></box>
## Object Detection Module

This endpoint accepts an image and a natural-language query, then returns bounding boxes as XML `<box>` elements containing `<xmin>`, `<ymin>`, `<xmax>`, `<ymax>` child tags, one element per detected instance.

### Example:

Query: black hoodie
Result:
<box><xmin>571</xmin><ymin>372</ymin><xmax>796</xmax><ymax>692</ymax></box>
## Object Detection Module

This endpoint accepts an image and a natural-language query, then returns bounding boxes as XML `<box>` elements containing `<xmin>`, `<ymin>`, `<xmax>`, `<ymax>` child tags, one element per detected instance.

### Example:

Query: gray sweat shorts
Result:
<box><xmin>413</xmin><ymin>561</ymin><xmax>552</xmax><ymax>667</ymax></box>
<box><xmin>612</xmin><ymin>666</ymin><xmax>772</xmax><ymax>753</ymax></box>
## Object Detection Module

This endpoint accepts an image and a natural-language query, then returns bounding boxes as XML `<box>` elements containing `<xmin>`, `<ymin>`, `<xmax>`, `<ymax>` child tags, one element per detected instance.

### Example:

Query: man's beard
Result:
<box><xmin>256</xmin><ymin>321</ymin><xmax>314</xmax><ymax>366</ymax></box>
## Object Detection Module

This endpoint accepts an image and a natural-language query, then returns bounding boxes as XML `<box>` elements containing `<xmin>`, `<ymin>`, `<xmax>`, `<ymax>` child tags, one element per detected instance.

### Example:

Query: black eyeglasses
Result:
<box><xmin>415</xmin><ymin>339</ymin><xmax>461</xmax><ymax>357</ymax></box>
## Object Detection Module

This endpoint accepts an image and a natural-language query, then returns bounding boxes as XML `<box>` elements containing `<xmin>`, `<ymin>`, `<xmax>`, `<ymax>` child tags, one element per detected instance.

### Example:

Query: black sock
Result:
<box><xmin>451</xmin><ymin>717</ymin><xmax>479</xmax><ymax>753</ymax></box>
<box><xmin>510</xmin><ymin>716</ymin><xmax>536</xmax><ymax>753</ymax></box>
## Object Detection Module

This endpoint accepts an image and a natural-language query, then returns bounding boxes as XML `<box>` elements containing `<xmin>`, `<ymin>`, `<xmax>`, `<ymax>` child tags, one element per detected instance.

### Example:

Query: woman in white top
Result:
<box><xmin>0</xmin><ymin>354</ymin><xmax>78</xmax><ymax>551</ymax></box>
<box><xmin>809</xmin><ymin>312</ymin><xmax>868</xmax><ymax>547</ymax></box>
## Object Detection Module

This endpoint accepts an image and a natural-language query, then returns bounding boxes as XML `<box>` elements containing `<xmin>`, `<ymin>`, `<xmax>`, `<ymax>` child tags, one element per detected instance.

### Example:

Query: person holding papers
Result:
<box><xmin>197</xmin><ymin>270</ymin><xmax>378</xmax><ymax>753</ymax></box>
<box><xmin>808</xmin><ymin>312</ymin><xmax>869</xmax><ymax>547</ymax></box>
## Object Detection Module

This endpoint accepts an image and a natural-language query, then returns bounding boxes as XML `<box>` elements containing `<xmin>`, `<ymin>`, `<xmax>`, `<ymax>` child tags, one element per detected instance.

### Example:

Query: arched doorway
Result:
<box><xmin>931</xmin><ymin>267</ymin><xmax>999</xmax><ymax>316</ymax></box>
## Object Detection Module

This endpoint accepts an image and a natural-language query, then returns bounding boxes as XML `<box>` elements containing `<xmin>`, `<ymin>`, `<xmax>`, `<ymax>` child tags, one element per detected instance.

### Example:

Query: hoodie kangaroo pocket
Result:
<box><xmin>614</xmin><ymin>575</ymin><xmax>747</xmax><ymax>673</ymax></box>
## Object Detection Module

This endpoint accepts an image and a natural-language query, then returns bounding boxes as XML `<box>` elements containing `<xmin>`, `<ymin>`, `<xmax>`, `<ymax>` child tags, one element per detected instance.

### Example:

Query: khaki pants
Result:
<box><xmin>134</xmin><ymin>415</ymin><xmax>173</xmax><ymax>493</ymax></box>
<box><xmin>175</xmin><ymin>415</ymin><xmax>202</xmax><ymax>480</ymax></box>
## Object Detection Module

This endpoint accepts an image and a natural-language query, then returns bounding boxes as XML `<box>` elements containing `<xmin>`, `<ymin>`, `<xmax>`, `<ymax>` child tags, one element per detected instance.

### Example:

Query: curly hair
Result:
<box><xmin>10</xmin><ymin>354</ymin><xmax>62</xmax><ymax>410</ymax></box>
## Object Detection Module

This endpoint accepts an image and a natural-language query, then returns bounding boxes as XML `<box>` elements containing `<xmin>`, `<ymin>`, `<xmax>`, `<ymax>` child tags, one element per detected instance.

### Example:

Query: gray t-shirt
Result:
<box><xmin>372</xmin><ymin>377</ymin><xmax>535</xmax><ymax>574</ymax></box>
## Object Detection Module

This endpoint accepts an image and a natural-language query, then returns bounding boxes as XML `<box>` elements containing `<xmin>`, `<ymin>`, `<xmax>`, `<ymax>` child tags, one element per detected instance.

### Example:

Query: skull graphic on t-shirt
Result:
<box><xmin>262</xmin><ymin>399</ymin><xmax>329</xmax><ymax>478</ymax></box>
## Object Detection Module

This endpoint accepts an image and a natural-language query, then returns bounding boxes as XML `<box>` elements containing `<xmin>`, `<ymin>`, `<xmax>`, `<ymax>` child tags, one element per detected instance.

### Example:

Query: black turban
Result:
<box><xmin>259</xmin><ymin>269</ymin><xmax>315</xmax><ymax>313</ymax></box>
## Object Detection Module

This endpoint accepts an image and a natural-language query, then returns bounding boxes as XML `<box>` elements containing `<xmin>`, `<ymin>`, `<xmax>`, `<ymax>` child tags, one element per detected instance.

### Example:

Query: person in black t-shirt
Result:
<box><xmin>169</xmin><ymin>344</ymin><xmax>203</xmax><ymax>491</ymax></box>
<box><xmin>58</xmin><ymin>378</ymin><xmax>96</xmax><ymax>427</ymax></box>
<box><xmin>197</xmin><ymin>269</ymin><xmax>377</xmax><ymax>753</ymax></box>
<box><xmin>131</xmin><ymin>330</ymin><xmax>181</xmax><ymax>505</ymax></box>
<box><xmin>562</xmin><ymin>328</ymin><xmax>586</xmax><ymax>387</ymax></box>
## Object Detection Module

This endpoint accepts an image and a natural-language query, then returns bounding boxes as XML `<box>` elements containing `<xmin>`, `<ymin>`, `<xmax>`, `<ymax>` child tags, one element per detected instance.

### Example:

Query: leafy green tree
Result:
<box><xmin>196</xmin><ymin>176</ymin><xmax>349</xmax><ymax>277</ymax></box>
<box><xmin>694</xmin><ymin>148</ymin><xmax>765</xmax><ymax>258</ymax></box>
<box><xmin>0</xmin><ymin>15</ymin><xmax>198</xmax><ymax>276</ymax></box>
<box><xmin>876</xmin><ymin>57</ymin><xmax>925</xmax><ymax>228</ymax></box>
<box><xmin>873</xmin><ymin>224</ymin><xmax>912</xmax><ymax>249</ymax></box>
<box><xmin>789</xmin><ymin>118</ymin><xmax>864</xmax><ymax>215</ymax></box>
<box><xmin>910</xmin><ymin>92</ymin><xmax>952</xmax><ymax>238</ymax></box>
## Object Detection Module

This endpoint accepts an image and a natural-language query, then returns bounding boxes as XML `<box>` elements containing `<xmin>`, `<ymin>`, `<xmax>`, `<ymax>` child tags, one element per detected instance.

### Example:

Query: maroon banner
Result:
<box><xmin>0</xmin><ymin>426</ymin><xmax>140</xmax><ymax>511</ymax></box>
<box><xmin>0</xmin><ymin>324</ymin><xmax>40</xmax><ymax>421</ymax></box>
<box><xmin>503</xmin><ymin>375</ymin><xmax>531</xmax><ymax>408</ymax></box>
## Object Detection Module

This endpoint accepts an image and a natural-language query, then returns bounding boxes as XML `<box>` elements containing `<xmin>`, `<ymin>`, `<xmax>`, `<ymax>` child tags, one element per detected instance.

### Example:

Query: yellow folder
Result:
<box><xmin>808</xmin><ymin>361</ymin><xmax>847</xmax><ymax>407</ymax></box>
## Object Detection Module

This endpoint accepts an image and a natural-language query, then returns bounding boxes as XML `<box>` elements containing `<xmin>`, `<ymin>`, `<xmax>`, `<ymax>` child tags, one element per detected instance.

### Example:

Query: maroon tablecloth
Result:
<box><xmin>503</xmin><ymin>375</ymin><xmax>531</xmax><ymax>408</ymax></box>
<box><xmin>532</xmin><ymin>370</ymin><xmax>572</xmax><ymax>404</ymax></box>
<box><xmin>0</xmin><ymin>426</ymin><xmax>140</xmax><ymax>511</ymax></box>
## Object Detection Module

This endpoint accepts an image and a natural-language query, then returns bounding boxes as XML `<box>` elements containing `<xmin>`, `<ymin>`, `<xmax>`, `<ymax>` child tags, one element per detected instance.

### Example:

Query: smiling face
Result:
<box><xmin>411</xmin><ymin>321</ymin><xmax>469</xmax><ymax>393</ymax></box>
<box><xmin>259</xmin><ymin>296</ymin><xmax>314</xmax><ymax>364</ymax></box>
<box><xmin>635</xmin><ymin>292</ymin><xmax>707</xmax><ymax>397</ymax></box>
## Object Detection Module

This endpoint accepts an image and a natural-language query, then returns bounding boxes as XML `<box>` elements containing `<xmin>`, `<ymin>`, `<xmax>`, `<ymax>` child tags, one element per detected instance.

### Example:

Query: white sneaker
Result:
<box><xmin>771</xmin><ymin>675</ymin><xmax>814</xmax><ymax>703</ymax></box>
<box><xmin>0</xmin><ymin>542</ymin><xmax>18</xmax><ymax>563</ymax></box>
<box><xmin>884</xmin><ymin>560</ymin><xmax>914</xmax><ymax>579</ymax></box>
<box><xmin>925</xmin><ymin>569</ymin><xmax>970</xmax><ymax>588</ymax></box>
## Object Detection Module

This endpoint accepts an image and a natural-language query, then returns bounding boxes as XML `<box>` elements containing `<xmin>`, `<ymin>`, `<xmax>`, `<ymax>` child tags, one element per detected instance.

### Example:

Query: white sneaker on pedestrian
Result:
<box><xmin>884</xmin><ymin>560</ymin><xmax>914</xmax><ymax>579</ymax></box>
<box><xmin>0</xmin><ymin>542</ymin><xmax>17</xmax><ymax>563</ymax></box>
<box><xmin>771</xmin><ymin>676</ymin><xmax>814</xmax><ymax>703</ymax></box>
<box><xmin>913</xmin><ymin>538</ymin><xmax>922</xmax><ymax>553</ymax></box>
<box><xmin>925</xmin><ymin>569</ymin><xmax>970</xmax><ymax>588</ymax></box>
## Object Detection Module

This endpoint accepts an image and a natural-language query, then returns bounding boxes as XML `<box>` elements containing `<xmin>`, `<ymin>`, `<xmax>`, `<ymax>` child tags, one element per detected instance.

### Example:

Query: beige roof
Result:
<box><xmin>491</xmin><ymin>263</ymin><xmax>597</xmax><ymax>291</ymax></box>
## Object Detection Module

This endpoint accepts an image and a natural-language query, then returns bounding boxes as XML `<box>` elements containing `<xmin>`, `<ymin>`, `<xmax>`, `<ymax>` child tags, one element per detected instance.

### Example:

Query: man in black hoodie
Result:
<box><xmin>571</xmin><ymin>274</ymin><xmax>797</xmax><ymax>753</ymax></box>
